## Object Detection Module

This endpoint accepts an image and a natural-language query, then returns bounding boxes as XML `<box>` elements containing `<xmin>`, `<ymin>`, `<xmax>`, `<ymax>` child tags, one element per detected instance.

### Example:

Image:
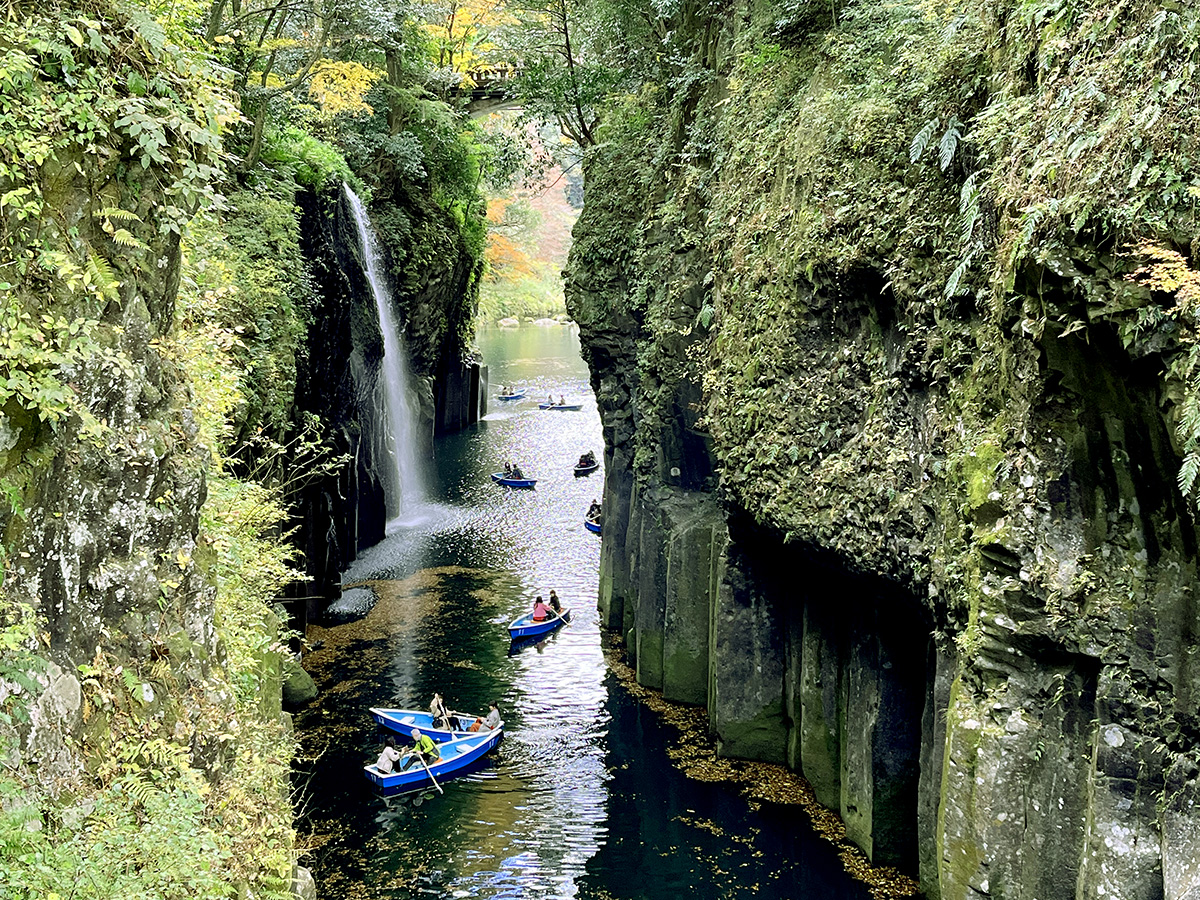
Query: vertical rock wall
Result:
<box><xmin>565</xmin><ymin>2</ymin><xmax>1200</xmax><ymax>897</ymax></box>
<box><xmin>291</xmin><ymin>184</ymin><xmax>484</xmax><ymax>608</ymax></box>
<box><xmin>293</xmin><ymin>188</ymin><xmax>390</xmax><ymax>606</ymax></box>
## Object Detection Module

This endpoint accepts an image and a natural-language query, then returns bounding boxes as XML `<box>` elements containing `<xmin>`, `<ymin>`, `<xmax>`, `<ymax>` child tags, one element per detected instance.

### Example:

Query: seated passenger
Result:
<box><xmin>484</xmin><ymin>701</ymin><xmax>501</xmax><ymax>730</ymax></box>
<box><xmin>375</xmin><ymin>736</ymin><xmax>402</xmax><ymax>773</ymax></box>
<box><xmin>532</xmin><ymin>596</ymin><xmax>552</xmax><ymax>621</ymax></box>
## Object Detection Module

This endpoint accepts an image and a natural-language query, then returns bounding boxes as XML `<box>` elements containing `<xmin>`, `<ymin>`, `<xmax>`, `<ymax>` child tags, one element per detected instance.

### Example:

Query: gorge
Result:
<box><xmin>2</xmin><ymin>0</ymin><xmax>1200</xmax><ymax>898</ymax></box>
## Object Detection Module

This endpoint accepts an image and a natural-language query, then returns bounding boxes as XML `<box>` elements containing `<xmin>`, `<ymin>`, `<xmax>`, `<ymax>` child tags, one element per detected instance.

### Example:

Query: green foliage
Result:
<box><xmin>261</xmin><ymin>126</ymin><xmax>355</xmax><ymax>191</ymax></box>
<box><xmin>0</xmin><ymin>603</ymin><xmax>43</xmax><ymax>733</ymax></box>
<box><xmin>177</xmin><ymin>183</ymin><xmax>312</xmax><ymax>452</ymax></box>
<box><xmin>973</xmin><ymin>0</ymin><xmax>1200</xmax><ymax>284</ymax></box>
<box><xmin>479</xmin><ymin>260</ymin><xmax>568</xmax><ymax>321</ymax></box>
<box><xmin>0</xmin><ymin>298</ymin><xmax>109</xmax><ymax>450</ymax></box>
<box><xmin>0</xmin><ymin>0</ymin><xmax>230</xmax><ymax>521</ymax></box>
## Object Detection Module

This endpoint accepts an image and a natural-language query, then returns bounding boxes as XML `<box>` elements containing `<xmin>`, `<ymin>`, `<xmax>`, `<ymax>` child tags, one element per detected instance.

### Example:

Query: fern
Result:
<box><xmin>1181</xmin><ymin>393</ymin><xmax>1200</xmax><ymax>440</ymax></box>
<box><xmin>111</xmin><ymin>228</ymin><xmax>147</xmax><ymax>250</ymax></box>
<box><xmin>86</xmin><ymin>252</ymin><xmax>122</xmax><ymax>301</ymax></box>
<box><xmin>1178</xmin><ymin>451</ymin><xmax>1200</xmax><ymax>498</ymax></box>
<box><xmin>944</xmin><ymin>250</ymin><xmax>974</xmax><ymax>299</ymax></box>
<box><xmin>121</xmin><ymin>666</ymin><xmax>140</xmax><ymax>698</ymax></box>
<box><xmin>909</xmin><ymin>117</ymin><xmax>939</xmax><ymax>164</ymax></box>
<box><xmin>96</xmin><ymin>207</ymin><xmax>143</xmax><ymax>223</ymax></box>
<box><xmin>959</xmin><ymin>172</ymin><xmax>981</xmax><ymax>244</ymax></box>
<box><xmin>938</xmin><ymin>117</ymin><xmax>963</xmax><ymax>171</ymax></box>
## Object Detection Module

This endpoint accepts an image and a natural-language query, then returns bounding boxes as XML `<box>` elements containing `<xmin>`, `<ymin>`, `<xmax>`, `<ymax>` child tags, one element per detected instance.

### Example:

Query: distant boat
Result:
<box><xmin>370</xmin><ymin>708</ymin><xmax>502</xmax><ymax>742</ymax></box>
<box><xmin>491</xmin><ymin>472</ymin><xmax>536</xmax><ymax>488</ymax></box>
<box><xmin>508</xmin><ymin>608</ymin><xmax>571</xmax><ymax>639</ymax></box>
<box><xmin>538</xmin><ymin>402</ymin><xmax>582</xmax><ymax>411</ymax></box>
<box><xmin>585</xmin><ymin>519</ymin><xmax>601</xmax><ymax>534</ymax></box>
<box><xmin>363</xmin><ymin>729</ymin><xmax>503</xmax><ymax>797</ymax></box>
<box><xmin>574</xmin><ymin>461</ymin><xmax>599</xmax><ymax>476</ymax></box>
<box><xmin>497</xmin><ymin>389</ymin><xmax>526</xmax><ymax>401</ymax></box>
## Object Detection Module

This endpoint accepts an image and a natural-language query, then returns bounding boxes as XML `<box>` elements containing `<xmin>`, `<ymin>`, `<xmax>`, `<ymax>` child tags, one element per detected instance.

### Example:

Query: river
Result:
<box><xmin>293</xmin><ymin>324</ymin><xmax>871</xmax><ymax>900</ymax></box>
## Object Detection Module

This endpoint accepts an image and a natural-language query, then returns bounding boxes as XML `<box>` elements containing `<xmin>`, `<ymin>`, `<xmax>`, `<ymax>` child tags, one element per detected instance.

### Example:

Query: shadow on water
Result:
<box><xmin>292</xmin><ymin>326</ymin><xmax>871</xmax><ymax>900</ymax></box>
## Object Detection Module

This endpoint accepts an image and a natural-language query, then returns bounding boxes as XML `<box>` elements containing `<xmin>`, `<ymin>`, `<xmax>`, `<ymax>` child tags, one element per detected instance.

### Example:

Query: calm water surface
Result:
<box><xmin>294</xmin><ymin>325</ymin><xmax>869</xmax><ymax>900</ymax></box>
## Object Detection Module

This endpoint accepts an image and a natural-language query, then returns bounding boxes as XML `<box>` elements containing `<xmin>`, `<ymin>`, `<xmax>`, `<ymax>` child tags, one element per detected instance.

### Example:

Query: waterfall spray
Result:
<box><xmin>344</xmin><ymin>184</ymin><xmax>425</xmax><ymax>521</ymax></box>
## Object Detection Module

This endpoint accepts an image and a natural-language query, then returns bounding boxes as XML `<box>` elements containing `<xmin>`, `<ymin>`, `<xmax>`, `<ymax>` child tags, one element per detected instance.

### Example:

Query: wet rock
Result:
<box><xmin>291</xmin><ymin>864</ymin><xmax>317</xmax><ymax>900</ymax></box>
<box><xmin>282</xmin><ymin>659</ymin><xmax>318</xmax><ymax>710</ymax></box>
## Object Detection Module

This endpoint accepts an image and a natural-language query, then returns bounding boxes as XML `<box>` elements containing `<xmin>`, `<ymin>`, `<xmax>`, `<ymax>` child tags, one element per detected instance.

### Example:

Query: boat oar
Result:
<box><xmin>417</xmin><ymin>753</ymin><xmax>443</xmax><ymax>794</ymax></box>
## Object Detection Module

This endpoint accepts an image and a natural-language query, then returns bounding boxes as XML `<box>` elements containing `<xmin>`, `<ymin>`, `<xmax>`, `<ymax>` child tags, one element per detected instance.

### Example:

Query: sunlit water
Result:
<box><xmin>293</xmin><ymin>325</ymin><xmax>869</xmax><ymax>900</ymax></box>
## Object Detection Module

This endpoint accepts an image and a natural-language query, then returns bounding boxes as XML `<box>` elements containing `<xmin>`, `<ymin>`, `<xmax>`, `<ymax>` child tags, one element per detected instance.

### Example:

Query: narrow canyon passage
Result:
<box><xmin>294</xmin><ymin>326</ymin><xmax>873</xmax><ymax>899</ymax></box>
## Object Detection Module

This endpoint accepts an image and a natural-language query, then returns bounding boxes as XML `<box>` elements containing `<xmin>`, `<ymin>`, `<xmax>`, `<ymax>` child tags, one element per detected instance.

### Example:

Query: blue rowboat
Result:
<box><xmin>585</xmin><ymin>519</ymin><xmax>601</xmax><ymax>534</ymax></box>
<box><xmin>491</xmin><ymin>472</ymin><xmax>536</xmax><ymax>488</ymax></box>
<box><xmin>574</xmin><ymin>462</ymin><xmax>599</xmax><ymax>476</ymax></box>
<box><xmin>508</xmin><ymin>608</ymin><xmax>571</xmax><ymax>639</ymax></box>
<box><xmin>539</xmin><ymin>402</ymin><xmax>582</xmax><ymax>410</ymax></box>
<box><xmin>370</xmin><ymin>707</ymin><xmax>502</xmax><ymax>742</ymax></box>
<box><xmin>497</xmin><ymin>389</ymin><xmax>526</xmax><ymax>401</ymax></box>
<box><xmin>363</xmin><ymin>729</ymin><xmax>503</xmax><ymax>797</ymax></box>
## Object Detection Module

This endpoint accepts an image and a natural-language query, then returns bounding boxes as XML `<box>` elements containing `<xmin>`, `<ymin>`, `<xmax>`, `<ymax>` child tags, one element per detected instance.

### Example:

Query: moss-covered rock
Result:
<box><xmin>568</xmin><ymin>0</ymin><xmax>1200</xmax><ymax>895</ymax></box>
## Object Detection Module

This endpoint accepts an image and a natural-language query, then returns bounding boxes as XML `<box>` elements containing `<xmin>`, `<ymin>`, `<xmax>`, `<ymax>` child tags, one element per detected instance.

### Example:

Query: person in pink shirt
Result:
<box><xmin>532</xmin><ymin>596</ymin><xmax>552</xmax><ymax>621</ymax></box>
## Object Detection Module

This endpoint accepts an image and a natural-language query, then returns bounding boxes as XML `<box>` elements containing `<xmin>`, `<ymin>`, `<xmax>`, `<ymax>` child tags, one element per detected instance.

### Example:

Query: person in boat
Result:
<box><xmin>548</xmin><ymin>590</ymin><xmax>562</xmax><ymax>615</ymax></box>
<box><xmin>532</xmin><ymin>596</ymin><xmax>553</xmax><ymax>622</ymax></box>
<box><xmin>400</xmin><ymin>728</ymin><xmax>440</xmax><ymax>770</ymax></box>
<box><xmin>558</xmin><ymin>395</ymin><xmax>566</xmax><ymax>405</ymax></box>
<box><xmin>484</xmin><ymin>701</ymin><xmax>501</xmax><ymax>730</ymax></box>
<box><xmin>430</xmin><ymin>693</ymin><xmax>451</xmax><ymax>730</ymax></box>
<box><xmin>547</xmin><ymin>394</ymin><xmax>554</xmax><ymax>405</ymax></box>
<box><xmin>510</xmin><ymin>464</ymin><xmax>525</xmax><ymax>479</ymax></box>
<box><xmin>504</xmin><ymin>461</ymin><xmax>513</xmax><ymax>477</ymax></box>
<box><xmin>587</xmin><ymin>500</ymin><xmax>602</xmax><ymax>522</ymax></box>
<box><xmin>469</xmin><ymin>700</ymin><xmax>502</xmax><ymax>732</ymax></box>
<box><xmin>375</xmin><ymin>735</ymin><xmax>403</xmax><ymax>774</ymax></box>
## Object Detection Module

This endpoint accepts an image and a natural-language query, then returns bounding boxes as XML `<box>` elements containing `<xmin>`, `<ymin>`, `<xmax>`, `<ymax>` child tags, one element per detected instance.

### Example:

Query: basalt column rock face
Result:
<box><xmin>0</xmin><ymin>74</ymin><xmax>222</xmax><ymax>787</ymax></box>
<box><xmin>294</xmin><ymin>188</ymin><xmax>391</xmax><ymax>602</ymax></box>
<box><xmin>565</xmin><ymin>1</ymin><xmax>1200</xmax><ymax>896</ymax></box>
<box><xmin>368</xmin><ymin>179</ymin><xmax>485</xmax><ymax>444</ymax></box>
<box><xmin>292</xmin><ymin>184</ymin><xmax>485</xmax><ymax>605</ymax></box>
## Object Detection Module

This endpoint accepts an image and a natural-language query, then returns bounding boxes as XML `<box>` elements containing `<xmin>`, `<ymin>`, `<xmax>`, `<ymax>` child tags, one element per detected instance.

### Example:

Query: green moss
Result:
<box><xmin>961</xmin><ymin>440</ymin><xmax>1005</xmax><ymax>510</ymax></box>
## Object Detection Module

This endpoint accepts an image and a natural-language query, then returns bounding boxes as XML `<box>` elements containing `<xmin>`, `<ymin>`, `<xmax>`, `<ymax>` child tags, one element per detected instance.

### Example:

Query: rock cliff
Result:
<box><xmin>567</xmin><ymin>1</ymin><xmax>1200</xmax><ymax>897</ymax></box>
<box><xmin>290</xmin><ymin>181</ymin><xmax>485</xmax><ymax>609</ymax></box>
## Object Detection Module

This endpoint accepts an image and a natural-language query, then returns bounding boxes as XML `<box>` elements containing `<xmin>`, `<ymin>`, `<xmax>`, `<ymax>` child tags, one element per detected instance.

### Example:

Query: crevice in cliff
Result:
<box><xmin>723</xmin><ymin>514</ymin><xmax>932</xmax><ymax>872</ymax></box>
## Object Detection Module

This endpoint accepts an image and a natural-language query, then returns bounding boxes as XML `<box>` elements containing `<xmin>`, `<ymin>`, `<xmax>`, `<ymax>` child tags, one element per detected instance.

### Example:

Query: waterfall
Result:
<box><xmin>343</xmin><ymin>184</ymin><xmax>426</xmax><ymax>522</ymax></box>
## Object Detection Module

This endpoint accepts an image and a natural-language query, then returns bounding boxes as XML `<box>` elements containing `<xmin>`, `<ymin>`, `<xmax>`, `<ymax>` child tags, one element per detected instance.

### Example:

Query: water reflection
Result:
<box><xmin>294</xmin><ymin>326</ymin><xmax>868</xmax><ymax>900</ymax></box>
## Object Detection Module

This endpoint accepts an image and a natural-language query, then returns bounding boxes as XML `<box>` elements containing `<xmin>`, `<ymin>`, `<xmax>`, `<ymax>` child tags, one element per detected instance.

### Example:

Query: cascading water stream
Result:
<box><xmin>343</xmin><ymin>184</ymin><xmax>426</xmax><ymax>523</ymax></box>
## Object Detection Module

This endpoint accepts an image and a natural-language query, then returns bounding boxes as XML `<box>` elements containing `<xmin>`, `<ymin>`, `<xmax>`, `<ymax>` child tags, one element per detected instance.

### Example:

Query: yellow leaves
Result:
<box><xmin>1125</xmin><ymin>240</ymin><xmax>1200</xmax><ymax>317</ymax></box>
<box><xmin>307</xmin><ymin>61</ymin><xmax>381</xmax><ymax>117</ymax></box>
<box><xmin>486</xmin><ymin>232</ymin><xmax>536</xmax><ymax>279</ymax></box>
